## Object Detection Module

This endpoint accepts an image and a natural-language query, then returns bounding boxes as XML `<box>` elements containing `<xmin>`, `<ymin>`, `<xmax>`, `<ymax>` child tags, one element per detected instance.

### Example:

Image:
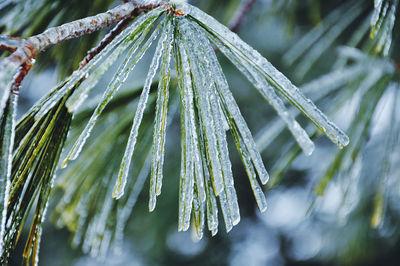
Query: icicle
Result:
<box><xmin>63</xmin><ymin>20</ymin><xmax>163</xmax><ymax>168</ymax></box>
<box><xmin>149</xmin><ymin>18</ymin><xmax>173</xmax><ymax>211</ymax></box>
<box><xmin>113</xmin><ymin>21</ymin><xmax>166</xmax><ymax>199</ymax></box>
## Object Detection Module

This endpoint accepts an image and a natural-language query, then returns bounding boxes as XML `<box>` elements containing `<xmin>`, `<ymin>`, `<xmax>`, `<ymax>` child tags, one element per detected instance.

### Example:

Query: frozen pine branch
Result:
<box><xmin>0</xmin><ymin>1</ymin><xmax>356</xmax><ymax>264</ymax></box>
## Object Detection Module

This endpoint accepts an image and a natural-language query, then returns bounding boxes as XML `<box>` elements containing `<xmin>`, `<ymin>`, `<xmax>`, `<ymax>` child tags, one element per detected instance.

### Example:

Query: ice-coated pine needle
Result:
<box><xmin>371</xmin><ymin>0</ymin><xmax>389</xmax><ymax>37</ymax></box>
<box><xmin>227</xmin><ymin>113</ymin><xmax>268</xmax><ymax>212</ymax></box>
<box><xmin>184</xmin><ymin>21</ymin><xmax>269</xmax><ymax>185</ymax></box>
<box><xmin>0</xmin><ymin>94</ymin><xmax>17</xmax><ymax>254</ymax></box>
<box><xmin>191</xmin><ymin>187</ymin><xmax>205</xmax><ymax>240</ymax></box>
<box><xmin>177</xmin><ymin>2</ymin><xmax>349</xmax><ymax>149</ymax></box>
<box><xmin>113</xmin><ymin>21</ymin><xmax>167</xmax><ymax>200</ymax></box>
<box><xmin>177</xmin><ymin>41</ymin><xmax>196</xmax><ymax>232</ymax></box>
<box><xmin>185</xmin><ymin>21</ymin><xmax>242</xmax><ymax>226</ymax></box>
<box><xmin>63</xmin><ymin>19</ymin><xmax>163</xmax><ymax>168</ymax></box>
<box><xmin>210</xmin><ymin>35</ymin><xmax>314</xmax><ymax>156</ymax></box>
<box><xmin>177</xmin><ymin>27</ymin><xmax>207</xmax><ymax>204</ymax></box>
<box><xmin>197</xmin><ymin>125</ymin><xmax>219</xmax><ymax>235</ymax></box>
<box><xmin>66</xmin><ymin>14</ymin><xmax>160</xmax><ymax>112</ymax></box>
<box><xmin>35</xmin><ymin>7</ymin><xmax>166</xmax><ymax>120</ymax></box>
<box><xmin>150</xmin><ymin>17</ymin><xmax>173</xmax><ymax>211</ymax></box>
<box><xmin>255</xmin><ymin>64</ymin><xmax>367</xmax><ymax>152</ymax></box>
<box><xmin>178</xmin><ymin>25</ymin><xmax>224</xmax><ymax>197</ymax></box>
<box><xmin>184</xmin><ymin>75</ymin><xmax>207</xmax><ymax>205</ymax></box>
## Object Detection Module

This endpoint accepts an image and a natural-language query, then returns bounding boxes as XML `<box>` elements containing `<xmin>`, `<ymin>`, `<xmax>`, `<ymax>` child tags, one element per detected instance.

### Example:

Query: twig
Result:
<box><xmin>0</xmin><ymin>1</ymin><xmax>169</xmax><ymax>94</ymax></box>
<box><xmin>79</xmin><ymin>17</ymin><xmax>133</xmax><ymax>70</ymax></box>
<box><xmin>8</xmin><ymin>3</ymin><xmax>138</xmax><ymax>66</ymax></box>
<box><xmin>0</xmin><ymin>36</ymin><xmax>22</xmax><ymax>53</ymax></box>
<box><xmin>229</xmin><ymin>0</ymin><xmax>257</xmax><ymax>33</ymax></box>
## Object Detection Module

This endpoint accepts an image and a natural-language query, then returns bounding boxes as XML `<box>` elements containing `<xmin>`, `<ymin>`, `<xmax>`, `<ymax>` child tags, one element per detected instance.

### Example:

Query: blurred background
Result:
<box><xmin>2</xmin><ymin>0</ymin><xmax>400</xmax><ymax>265</ymax></box>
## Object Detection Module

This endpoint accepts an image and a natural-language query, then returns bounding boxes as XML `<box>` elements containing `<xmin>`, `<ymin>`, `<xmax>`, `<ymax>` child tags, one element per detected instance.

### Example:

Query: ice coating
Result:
<box><xmin>35</xmin><ymin>7</ymin><xmax>165</xmax><ymax>121</ymax></box>
<box><xmin>0</xmin><ymin>94</ymin><xmax>17</xmax><ymax>255</ymax></box>
<box><xmin>150</xmin><ymin>19</ymin><xmax>174</xmax><ymax>212</ymax></box>
<box><xmin>66</xmin><ymin>15</ymin><xmax>160</xmax><ymax>112</ymax></box>
<box><xmin>185</xmin><ymin>20</ymin><xmax>268</xmax><ymax>213</ymax></box>
<box><xmin>63</xmin><ymin>16</ymin><xmax>163</xmax><ymax>168</ymax></box>
<box><xmin>181</xmin><ymin>20</ymin><xmax>270</xmax><ymax>185</ymax></box>
<box><xmin>182</xmin><ymin>44</ymin><xmax>207</xmax><ymax>204</ymax></box>
<box><xmin>255</xmin><ymin>64</ymin><xmax>367</xmax><ymax>152</ymax></box>
<box><xmin>178</xmin><ymin>31</ymin><xmax>225</xmax><ymax>197</ymax></box>
<box><xmin>191</xmin><ymin>189</ymin><xmax>205</xmax><ymax>240</ymax></box>
<box><xmin>113</xmin><ymin>22</ymin><xmax>166</xmax><ymax>200</ymax></box>
<box><xmin>180</xmin><ymin>19</ymin><xmax>241</xmax><ymax>226</ymax></box>
<box><xmin>198</xmin><ymin>126</ymin><xmax>219</xmax><ymax>234</ymax></box>
<box><xmin>211</xmin><ymin>34</ymin><xmax>315</xmax><ymax>156</ymax></box>
<box><xmin>376</xmin><ymin>0</ymin><xmax>397</xmax><ymax>56</ymax></box>
<box><xmin>178</xmin><ymin>3</ymin><xmax>349</xmax><ymax>149</ymax></box>
<box><xmin>154</xmin><ymin>19</ymin><xmax>174</xmax><ymax>197</ymax></box>
<box><xmin>176</xmin><ymin>42</ymin><xmax>197</xmax><ymax>231</ymax></box>
<box><xmin>371</xmin><ymin>0</ymin><xmax>389</xmax><ymax>33</ymax></box>
<box><xmin>0</xmin><ymin>61</ymin><xmax>17</xmax><ymax>120</ymax></box>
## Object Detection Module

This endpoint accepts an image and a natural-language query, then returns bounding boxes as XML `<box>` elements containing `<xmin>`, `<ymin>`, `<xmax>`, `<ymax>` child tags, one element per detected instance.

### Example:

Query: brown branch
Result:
<box><xmin>79</xmin><ymin>17</ymin><xmax>133</xmax><ymax>70</ymax></box>
<box><xmin>229</xmin><ymin>0</ymin><xmax>257</xmax><ymax>33</ymax></box>
<box><xmin>0</xmin><ymin>1</ymin><xmax>170</xmax><ymax>95</ymax></box>
<box><xmin>0</xmin><ymin>36</ymin><xmax>23</xmax><ymax>53</ymax></box>
<box><xmin>8</xmin><ymin>2</ymin><xmax>139</xmax><ymax>66</ymax></box>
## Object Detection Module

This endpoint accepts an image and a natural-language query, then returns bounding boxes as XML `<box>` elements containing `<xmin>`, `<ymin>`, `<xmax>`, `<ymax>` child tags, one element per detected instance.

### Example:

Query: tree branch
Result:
<box><xmin>0</xmin><ymin>1</ymin><xmax>169</xmax><ymax>94</ymax></box>
<box><xmin>229</xmin><ymin>0</ymin><xmax>257</xmax><ymax>33</ymax></box>
<box><xmin>79</xmin><ymin>17</ymin><xmax>133</xmax><ymax>70</ymax></box>
<box><xmin>7</xmin><ymin>2</ymin><xmax>138</xmax><ymax>66</ymax></box>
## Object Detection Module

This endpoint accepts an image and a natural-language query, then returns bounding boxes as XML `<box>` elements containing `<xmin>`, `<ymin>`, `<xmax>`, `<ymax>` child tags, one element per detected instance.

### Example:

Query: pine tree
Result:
<box><xmin>0</xmin><ymin>0</ymin><xmax>398</xmax><ymax>265</ymax></box>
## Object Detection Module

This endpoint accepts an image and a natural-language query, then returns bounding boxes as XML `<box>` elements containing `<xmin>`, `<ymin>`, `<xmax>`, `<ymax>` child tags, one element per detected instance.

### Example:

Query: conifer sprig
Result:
<box><xmin>0</xmin><ymin>1</ymin><xmax>350</xmax><ymax>264</ymax></box>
